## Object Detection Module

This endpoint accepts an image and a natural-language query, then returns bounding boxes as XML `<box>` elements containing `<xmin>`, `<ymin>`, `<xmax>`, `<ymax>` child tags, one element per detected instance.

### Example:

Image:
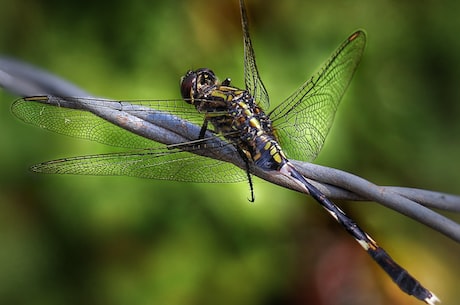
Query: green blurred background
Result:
<box><xmin>0</xmin><ymin>0</ymin><xmax>459</xmax><ymax>304</ymax></box>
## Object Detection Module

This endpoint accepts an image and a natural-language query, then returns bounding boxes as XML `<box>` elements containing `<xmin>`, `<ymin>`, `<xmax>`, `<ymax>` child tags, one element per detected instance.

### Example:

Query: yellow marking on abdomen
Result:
<box><xmin>264</xmin><ymin>141</ymin><xmax>272</xmax><ymax>150</ymax></box>
<box><xmin>249</xmin><ymin>118</ymin><xmax>261</xmax><ymax>129</ymax></box>
<box><xmin>272</xmin><ymin>153</ymin><xmax>282</xmax><ymax>164</ymax></box>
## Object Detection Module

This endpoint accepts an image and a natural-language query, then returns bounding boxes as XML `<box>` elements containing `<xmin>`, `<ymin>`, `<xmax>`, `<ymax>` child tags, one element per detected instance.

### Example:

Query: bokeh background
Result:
<box><xmin>0</xmin><ymin>0</ymin><xmax>459</xmax><ymax>304</ymax></box>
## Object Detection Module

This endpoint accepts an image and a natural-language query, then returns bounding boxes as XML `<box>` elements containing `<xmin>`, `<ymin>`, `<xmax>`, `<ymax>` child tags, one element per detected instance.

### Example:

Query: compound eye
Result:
<box><xmin>180</xmin><ymin>70</ymin><xmax>196</xmax><ymax>102</ymax></box>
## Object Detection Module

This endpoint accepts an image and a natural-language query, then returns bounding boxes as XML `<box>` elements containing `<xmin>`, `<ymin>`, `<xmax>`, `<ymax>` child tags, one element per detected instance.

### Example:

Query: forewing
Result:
<box><xmin>11</xmin><ymin>96</ymin><xmax>207</xmax><ymax>149</ymax></box>
<box><xmin>270</xmin><ymin>30</ymin><xmax>366</xmax><ymax>161</ymax></box>
<box><xmin>239</xmin><ymin>0</ymin><xmax>270</xmax><ymax>109</ymax></box>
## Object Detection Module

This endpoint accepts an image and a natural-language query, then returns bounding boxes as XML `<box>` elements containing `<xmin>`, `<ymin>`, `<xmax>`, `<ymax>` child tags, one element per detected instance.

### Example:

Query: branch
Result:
<box><xmin>1</xmin><ymin>56</ymin><xmax>459</xmax><ymax>242</ymax></box>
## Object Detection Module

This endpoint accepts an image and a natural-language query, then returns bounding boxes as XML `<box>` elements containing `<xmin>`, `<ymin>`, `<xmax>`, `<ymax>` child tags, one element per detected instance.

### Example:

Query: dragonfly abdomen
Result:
<box><xmin>250</xmin><ymin>136</ymin><xmax>288</xmax><ymax>171</ymax></box>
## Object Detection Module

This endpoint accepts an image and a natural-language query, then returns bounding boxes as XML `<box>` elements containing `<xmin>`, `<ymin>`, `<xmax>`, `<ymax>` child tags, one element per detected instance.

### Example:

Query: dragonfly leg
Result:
<box><xmin>199</xmin><ymin>119</ymin><xmax>209</xmax><ymax>139</ymax></box>
<box><xmin>280</xmin><ymin>164</ymin><xmax>439</xmax><ymax>305</ymax></box>
<box><xmin>236</xmin><ymin>147</ymin><xmax>255</xmax><ymax>202</ymax></box>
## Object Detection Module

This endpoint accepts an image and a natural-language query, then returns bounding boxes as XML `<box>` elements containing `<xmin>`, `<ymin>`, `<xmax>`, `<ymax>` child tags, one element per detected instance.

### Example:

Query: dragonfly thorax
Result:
<box><xmin>180</xmin><ymin>68</ymin><xmax>287</xmax><ymax>171</ymax></box>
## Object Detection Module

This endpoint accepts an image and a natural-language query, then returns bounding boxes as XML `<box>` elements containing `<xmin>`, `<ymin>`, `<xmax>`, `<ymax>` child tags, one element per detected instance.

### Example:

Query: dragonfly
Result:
<box><xmin>11</xmin><ymin>0</ymin><xmax>439</xmax><ymax>304</ymax></box>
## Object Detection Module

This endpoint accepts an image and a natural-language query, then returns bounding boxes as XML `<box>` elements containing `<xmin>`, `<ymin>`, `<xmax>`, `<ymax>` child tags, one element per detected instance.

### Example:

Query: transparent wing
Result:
<box><xmin>239</xmin><ymin>0</ymin><xmax>269</xmax><ymax>109</ymax></box>
<box><xmin>270</xmin><ymin>30</ymin><xmax>366</xmax><ymax>162</ymax></box>
<box><xmin>31</xmin><ymin>148</ymin><xmax>247</xmax><ymax>183</ymax></box>
<box><xmin>11</xmin><ymin>97</ymin><xmax>210</xmax><ymax>149</ymax></box>
<box><xmin>12</xmin><ymin>96</ymin><xmax>248</xmax><ymax>183</ymax></box>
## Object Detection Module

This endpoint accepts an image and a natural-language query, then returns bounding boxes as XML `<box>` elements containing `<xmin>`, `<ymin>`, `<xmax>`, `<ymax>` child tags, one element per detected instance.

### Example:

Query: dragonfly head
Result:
<box><xmin>180</xmin><ymin>68</ymin><xmax>218</xmax><ymax>104</ymax></box>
